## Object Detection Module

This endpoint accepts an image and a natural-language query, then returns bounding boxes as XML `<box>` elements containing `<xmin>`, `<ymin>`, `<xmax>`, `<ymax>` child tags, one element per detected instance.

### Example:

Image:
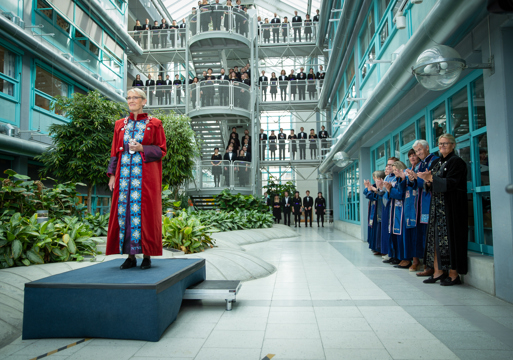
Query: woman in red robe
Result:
<box><xmin>106</xmin><ymin>88</ymin><xmax>167</xmax><ymax>270</ymax></box>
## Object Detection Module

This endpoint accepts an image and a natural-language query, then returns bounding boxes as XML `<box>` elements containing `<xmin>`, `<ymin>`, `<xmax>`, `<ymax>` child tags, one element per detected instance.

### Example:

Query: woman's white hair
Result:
<box><xmin>127</xmin><ymin>87</ymin><xmax>146</xmax><ymax>100</ymax></box>
<box><xmin>412</xmin><ymin>139</ymin><xmax>429</xmax><ymax>149</ymax></box>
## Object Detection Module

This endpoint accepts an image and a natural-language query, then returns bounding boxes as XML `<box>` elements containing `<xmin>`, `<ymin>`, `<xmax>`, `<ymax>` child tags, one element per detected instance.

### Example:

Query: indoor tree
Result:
<box><xmin>36</xmin><ymin>90</ymin><xmax>127</xmax><ymax>213</ymax></box>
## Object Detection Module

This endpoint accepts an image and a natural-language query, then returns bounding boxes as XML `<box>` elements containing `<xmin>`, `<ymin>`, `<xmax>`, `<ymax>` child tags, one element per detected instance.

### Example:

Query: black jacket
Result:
<box><xmin>303</xmin><ymin>196</ymin><xmax>313</xmax><ymax>210</ymax></box>
<box><xmin>259</xmin><ymin>133</ymin><xmax>267</xmax><ymax>141</ymax></box>
<box><xmin>145</xmin><ymin>79</ymin><xmax>155</xmax><ymax>86</ymax></box>
<box><xmin>292</xmin><ymin>16</ymin><xmax>302</xmax><ymax>27</ymax></box>
<box><xmin>132</xmin><ymin>79</ymin><xmax>144</xmax><ymax>86</ymax></box>
<box><xmin>282</xmin><ymin>196</ymin><xmax>292</xmax><ymax>213</ymax></box>
<box><xmin>223</xmin><ymin>151</ymin><xmax>236</xmax><ymax>162</ymax></box>
<box><xmin>292</xmin><ymin>196</ymin><xmax>302</xmax><ymax>211</ymax></box>
<box><xmin>315</xmin><ymin>197</ymin><xmax>326</xmax><ymax>213</ymax></box>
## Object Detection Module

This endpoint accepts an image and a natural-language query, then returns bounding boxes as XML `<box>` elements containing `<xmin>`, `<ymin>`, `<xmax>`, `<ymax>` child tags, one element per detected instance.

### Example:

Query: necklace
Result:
<box><xmin>122</xmin><ymin>115</ymin><xmax>152</xmax><ymax>154</ymax></box>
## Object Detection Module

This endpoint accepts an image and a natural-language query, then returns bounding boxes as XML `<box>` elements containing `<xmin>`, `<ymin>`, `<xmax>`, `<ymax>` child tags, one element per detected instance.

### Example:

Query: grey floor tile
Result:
<box><xmin>194</xmin><ymin>348</ymin><xmax>262</xmax><ymax>360</ymax></box>
<box><xmin>401</xmin><ymin>305</ymin><xmax>460</xmax><ymax>318</ymax></box>
<box><xmin>380</xmin><ymin>338</ymin><xmax>458</xmax><ymax>359</ymax></box>
<box><xmin>415</xmin><ymin>317</ymin><xmax>482</xmax><ymax>332</ymax></box>
<box><xmin>265</xmin><ymin>323</ymin><xmax>321</xmax><ymax>339</ymax></box>
<box><xmin>436</xmin><ymin>330</ymin><xmax>511</xmax><ymax>350</ymax></box>
<box><xmin>452</xmin><ymin>349</ymin><xmax>513</xmax><ymax>360</ymax></box>
<box><xmin>320</xmin><ymin>330</ymin><xmax>384</xmax><ymax>349</ymax></box>
<box><xmin>161</xmin><ymin>321</ymin><xmax>216</xmax><ymax>339</ymax></box>
<box><xmin>67</xmin><ymin>345</ymin><xmax>140</xmax><ymax>360</ymax></box>
<box><xmin>490</xmin><ymin>316</ymin><xmax>513</xmax><ymax>330</ymax></box>
<box><xmin>215</xmin><ymin>316</ymin><xmax>268</xmax><ymax>331</ymax></box>
<box><xmin>267</xmin><ymin>310</ymin><xmax>317</xmax><ymax>324</ymax></box>
<box><xmin>314</xmin><ymin>306</ymin><xmax>363</xmax><ymax>318</ymax></box>
<box><xmin>261</xmin><ymin>338</ymin><xmax>325</xmax><ymax>359</ymax></box>
<box><xmin>317</xmin><ymin>317</ymin><xmax>372</xmax><ymax>331</ymax></box>
<box><xmin>133</xmin><ymin>338</ymin><xmax>205</xmax><ymax>358</ymax></box>
<box><xmin>324</xmin><ymin>348</ymin><xmax>392</xmax><ymax>360</ymax></box>
<box><xmin>11</xmin><ymin>339</ymin><xmax>88</xmax><ymax>357</ymax></box>
<box><xmin>203</xmin><ymin>330</ymin><xmax>265</xmax><ymax>349</ymax></box>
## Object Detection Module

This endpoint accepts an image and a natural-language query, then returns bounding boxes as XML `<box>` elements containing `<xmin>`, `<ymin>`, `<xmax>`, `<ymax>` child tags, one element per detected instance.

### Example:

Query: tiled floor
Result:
<box><xmin>2</xmin><ymin>227</ymin><xmax>513</xmax><ymax>359</ymax></box>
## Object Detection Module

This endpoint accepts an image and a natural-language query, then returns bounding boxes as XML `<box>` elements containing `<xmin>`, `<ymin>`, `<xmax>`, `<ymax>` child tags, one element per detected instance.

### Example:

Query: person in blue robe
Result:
<box><xmin>404</xmin><ymin>149</ymin><xmax>421</xmax><ymax>271</ymax></box>
<box><xmin>364</xmin><ymin>171</ymin><xmax>386</xmax><ymax>254</ymax></box>
<box><xmin>405</xmin><ymin>140</ymin><xmax>439</xmax><ymax>277</ymax></box>
<box><xmin>381</xmin><ymin>157</ymin><xmax>400</xmax><ymax>265</ymax></box>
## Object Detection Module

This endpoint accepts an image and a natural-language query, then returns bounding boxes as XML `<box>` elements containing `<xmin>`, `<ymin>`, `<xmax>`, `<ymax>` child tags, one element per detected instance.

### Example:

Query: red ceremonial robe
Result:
<box><xmin>106</xmin><ymin>113</ymin><xmax>167</xmax><ymax>256</ymax></box>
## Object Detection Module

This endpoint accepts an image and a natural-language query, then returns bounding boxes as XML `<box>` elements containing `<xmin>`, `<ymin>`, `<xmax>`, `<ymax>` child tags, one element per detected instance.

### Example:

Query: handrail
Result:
<box><xmin>257</xmin><ymin>22</ymin><xmax>318</xmax><ymax>45</ymax></box>
<box><xmin>186</xmin><ymin>159</ymin><xmax>254</xmax><ymax>191</ymax></box>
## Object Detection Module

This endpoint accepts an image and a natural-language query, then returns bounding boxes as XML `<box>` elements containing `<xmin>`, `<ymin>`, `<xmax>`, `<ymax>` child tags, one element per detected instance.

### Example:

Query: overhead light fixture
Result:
<box><xmin>395</xmin><ymin>15</ymin><xmax>406</xmax><ymax>29</ymax></box>
<box><xmin>411</xmin><ymin>45</ymin><xmax>493</xmax><ymax>91</ymax></box>
<box><xmin>33</xmin><ymin>33</ymin><xmax>55</xmax><ymax>37</ymax></box>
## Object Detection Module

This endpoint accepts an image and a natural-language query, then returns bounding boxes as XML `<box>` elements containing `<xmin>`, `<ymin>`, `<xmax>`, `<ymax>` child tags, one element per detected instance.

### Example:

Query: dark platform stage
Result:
<box><xmin>23</xmin><ymin>258</ymin><xmax>206</xmax><ymax>342</ymax></box>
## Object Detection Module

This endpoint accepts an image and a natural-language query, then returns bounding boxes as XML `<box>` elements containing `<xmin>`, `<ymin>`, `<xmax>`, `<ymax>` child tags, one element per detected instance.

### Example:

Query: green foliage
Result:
<box><xmin>0</xmin><ymin>213</ymin><xmax>102</xmax><ymax>269</ymax></box>
<box><xmin>161</xmin><ymin>184</ymin><xmax>183</xmax><ymax>215</ymax></box>
<box><xmin>214</xmin><ymin>189</ymin><xmax>268</xmax><ymax>213</ymax></box>
<box><xmin>263</xmin><ymin>177</ymin><xmax>297</xmax><ymax>198</ymax></box>
<box><xmin>162</xmin><ymin>210</ymin><xmax>218</xmax><ymax>254</ymax></box>
<box><xmin>82</xmin><ymin>212</ymin><xmax>109</xmax><ymax>237</ymax></box>
<box><xmin>196</xmin><ymin>209</ymin><xmax>274</xmax><ymax>232</ymax></box>
<box><xmin>35</xmin><ymin>90</ymin><xmax>127</xmax><ymax>212</ymax></box>
<box><xmin>151</xmin><ymin>110</ymin><xmax>201</xmax><ymax>195</ymax></box>
<box><xmin>0</xmin><ymin>169</ymin><xmax>86</xmax><ymax>219</ymax></box>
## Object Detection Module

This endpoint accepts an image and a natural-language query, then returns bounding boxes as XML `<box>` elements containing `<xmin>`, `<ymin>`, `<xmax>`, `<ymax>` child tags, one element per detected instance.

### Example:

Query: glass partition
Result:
<box><xmin>187</xmin><ymin>8</ymin><xmax>254</xmax><ymax>41</ymax></box>
<box><xmin>258</xmin><ymin>79</ymin><xmax>322</xmax><ymax>103</ymax></box>
<box><xmin>128</xmin><ymin>28</ymin><xmax>187</xmax><ymax>51</ymax></box>
<box><xmin>258</xmin><ymin>22</ymin><xmax>317</xmax><ymax>45</ymax></box>
<box><xmin>186</xmin><ymin>160</ymin><xmax>254</xmax><ymax>191</ymax></box>
<box><xmin>258</xmin><ymin>138</ymin><xmax>334</xmax><ymax>162</ymax></box>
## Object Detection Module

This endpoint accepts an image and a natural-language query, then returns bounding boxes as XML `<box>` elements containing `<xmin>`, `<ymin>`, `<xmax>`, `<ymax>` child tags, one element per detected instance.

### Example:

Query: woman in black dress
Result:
<box><xmin>309</xmin><ymin>128</ymin><xmax>318</xmax><ymax>159</ymax></box>
<box><xmin>236</xmin><ymin>149</ymin><xmax>249</xmax><ymax>186</ymax></box>
<box><xmin>304</xmin><ymin>14</ymin><xmax>313</xmax><ymax>42</ymax></box>
<box><xmin>263</xmin><ymin>18</ymin><xmax>271</xmax><ymax>43</ymax></box>
<box><xmin>288</xmin><ymin>129</ymin><xmax>297</xmax><ymax>160</ymax></box>
<box><xmin>132</xmin><ymin>74</ymin><xmax>144</xmax><ymax>87</ymax></box>
<box><xmin>269</xmin><ymin>72</ymin><xmax>278</xmax><ymax>101</ymax></box>
<box><xmin>289</xmin><ymin>70</ymin><xmax>297</xmax><ymax>100</ymax></box>
<box><xmin>133</xmin><ymin>20</ymin><xmax>143</xmax><ymax>46</ymax></box>
<box><xmin>224</xmin><ymin>1</ymin><xmax>233</xmax><ymax>30</ymax></box>
<box><xmin>282</xmin><ymin>17</ymin><xmax>289</xmax><ymax>43</ymax></box>
<box><xmin>268</xmin><ymin>130</ymin><xmax>277</xmax><ymax>161</ymax></box>
<box><xmin>226</xmin><ymin>138</ymin><xmax>239</xmax><ymax>153</ymax></box>
<box><xmin>292</xmin><ymin>191</ymin><xmax>302</xmax><ymax>227</ymax></box>
<box><xmin>315</xmin><ymin>192</ymin><xmax>326</xmax><ymax>227</ymax></box>
<box><xmin>230</xmin><ymin>132</ymin><xmax>241</xmax><ymax>150</ymax></box>
<box><xmin>211</xmin><ymin>148</ymin><xmax>223</xmax><ymax>187</ymax></box>
<box><xmin>307</xmin><ymin>68</ymin><xmax>316</xmax><ymax>100</ymax></box>
<box><xmin>272</xmin><ymin>195</ymin><xmax>282</xmax><ymax>223</ymax></box>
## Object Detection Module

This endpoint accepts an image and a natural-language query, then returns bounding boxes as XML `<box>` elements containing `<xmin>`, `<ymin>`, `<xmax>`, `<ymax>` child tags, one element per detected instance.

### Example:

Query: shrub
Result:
<box><xmin>214</xmin><ymin>189</ymin><xmax>268</xmax><ymax>213</ymax></box>
<box><xmin>82</xmin><ymin>212</ymin><xmax>109</xmax><ymax>237</ymax></box>
<box><xmin>162</xmin><ymin>210</ymin><xmax>218</xmax><ymax>254</ymax></box>
<box><xmin>196</xmin><ymin>209</ymin><xmax>274</xmax><ymax>232</ymax></box>
<box><xmin>0</xmin><ymin>213</ymin><xmax>102</xmax><ymax>268</ymax></box>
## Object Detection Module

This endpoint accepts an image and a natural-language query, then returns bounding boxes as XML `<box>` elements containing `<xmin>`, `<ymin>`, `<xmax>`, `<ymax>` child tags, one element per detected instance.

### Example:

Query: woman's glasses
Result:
<box><xmin>126</xmin><ymin>96</ymin><xmax>143</xmax><ymax>101</ymax></box>
<box><xmin>438</xmin><ymin>142</ymin><xmax>452</xmax><ymax>147</ymax></box>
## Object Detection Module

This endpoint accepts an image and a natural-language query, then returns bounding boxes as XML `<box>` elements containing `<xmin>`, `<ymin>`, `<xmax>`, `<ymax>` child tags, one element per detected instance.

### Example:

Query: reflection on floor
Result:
<box><xmin>1</xmin><ymin>227</ymin><xmax>513</xmax><ymax>360</ymax></box>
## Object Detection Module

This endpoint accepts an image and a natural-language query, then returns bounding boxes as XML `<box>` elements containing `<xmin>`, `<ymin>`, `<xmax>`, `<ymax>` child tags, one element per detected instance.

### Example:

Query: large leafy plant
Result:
<box><xmin>214</xmin><ymin>189</ymin><xmax>268</xmax><ymax>213</ymax></box>
<box><xmin>36</xmin><ymin>90</ymin><xmax>127</xmax><ymax>213</ymax></box>
<box><xmin>0</xmin><ymin>169</ymin><xmax>86</xmax><ymax>219</ymax></box>
<box><xmin>0</xmin><ymin>213</ymin><xmax>102</xmax><ymax>268</ymax></box>
<box><xmin>151</xmin><ymin>110</ymin><xmax>201</xmax><ymax>198</ymax></box>
<box><xmin>196</xmin><ymin>209</ymin><xmax>273</xmax><ymax>232</ymax></box>
<box><xmin>82</xmin><ymin>213</ymin><xmax>109</xmax><ymax>237</ymax></box>
<box><xmin>263</xmin><ymin>177</ymin><xmax>297</xmax><ymax>198</ymax></box>
<box><xmin>162</xmin><ymin>210</ymin><xmax>218</xmax><ymax>254</ymax></box>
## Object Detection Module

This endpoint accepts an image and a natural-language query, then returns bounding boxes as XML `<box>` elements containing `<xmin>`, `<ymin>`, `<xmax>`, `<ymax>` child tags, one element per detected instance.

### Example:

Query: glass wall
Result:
<box><xmin>0</xmin><ymin>42</ymin><xmax>20</xmax><ymax>126</ymax></box>
<box><xmin>339</xmin><ymin>161</ymin><xmax>360</xmax><ymax>223</ymax></box>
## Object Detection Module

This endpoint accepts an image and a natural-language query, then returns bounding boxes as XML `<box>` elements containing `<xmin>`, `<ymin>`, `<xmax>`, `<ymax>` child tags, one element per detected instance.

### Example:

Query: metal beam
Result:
<box><xmin>254</xmin><ymin>0</ymin><xmax>306</xmax><ymax>17</ymax></box>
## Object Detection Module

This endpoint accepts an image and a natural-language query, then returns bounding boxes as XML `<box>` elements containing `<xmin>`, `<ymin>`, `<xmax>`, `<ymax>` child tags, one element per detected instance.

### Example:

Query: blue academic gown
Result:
<box><xmin>388</xmin><ymin>177</ymin><xmax>408</xmax><ymax>261</ymax></box>
<box><xmin>364</xmin><ymin>186</ymin><xmax>379</xmax><ymax>252</ymax></box>
<box><xmin>381</xmin><ymin>174</ymin><xmax>396</xmax><ymax>257</ymax></box>
<box><xmin>410</xmin><ymin>153</ymin><xmax>439</xmax><ymax>258</ymax></box>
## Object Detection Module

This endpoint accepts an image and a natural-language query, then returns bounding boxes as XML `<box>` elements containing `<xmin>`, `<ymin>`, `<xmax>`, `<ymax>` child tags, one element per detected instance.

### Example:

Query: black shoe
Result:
<box><xmin>295</xmin><ymin>225</ymin><xmax>297</xmax><ymax>228</ymax></box>
<box><xmin>395</xmin><ymin>261</ymin><xmax>412</xmax><ymax>269</ymax></box>
<box><xmin>141</xmin><ymin>258</ymin><xmax>151</xmax><ymax>270</ymax></box>
<box><xmin>390</xmin><ymin>258</ymin><xmax>400</xmax><ymax>265</ymax></box>
<box><xmin>382</xmin><ymin>258</ymin><xmax>393</xmax><ymax>263</ymax></box>
<box><xmin>440</xmin><ymin>275</ymin><xmax>462</xmax><ymax>286</ymax></box>
<box><xmin>423</xmin><ymin>272</ymin><xmax>448</xmax><ymax>284</ymax></box>
<box><xmin>120</xmin><ymin>257</ymin><xmax>136</xmax><ymax>270</ymax></box>
<box><xmin>322</xmin><ymin>224</ymin><xmax>324</xmax><ymax>227</ymax></box>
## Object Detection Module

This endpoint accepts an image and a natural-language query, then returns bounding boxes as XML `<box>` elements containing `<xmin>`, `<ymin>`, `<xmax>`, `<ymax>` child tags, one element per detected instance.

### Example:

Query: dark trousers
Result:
<box><xmin>180</xmin><ymin>35</ymin><xmax>185</xmax><ymax>47</ymax></box>
<box><xmin>161</xmin><ymin>34</ymin><xmax>167</xmax><ymax>48</ymax></box>
<box><xmin>294</xmin><ymin>212</ymin><xmax>301</xmax><ymax>226</ymax></box>
<box><xmin>175</xmin><ymin>91</ymin><xmax>181</xmax><ymax>104</ymax></box>
<box><xmin>293</xmin><ymin>27</ymin><xmax>301</xmax><ymax>42</ymax></box>
<box><xmin>165</xmin><ymin>92</ymin><xmax>171</xmax><ymax>105</ymax></box>
<box><xmin>311</xmin><ymin>148</ymin><xmax>317</xmax><ymax>159</ymax></box>
<box><xmin>280</xmin><ymin>87</ymin><xmax>286</xmax><ymax>101</ymax></box>
<box><xmin>279</xmin><ymin>146</ymin><xmax>285</xmax><ymax>160</ymax></box>
<box><xmin>299</xmin><ymin>145</ymin><xmax>306</xmax><ymax>159</ymax></box>
<box><xmin>317</xmin><ymin>213</ymin><xmax>324</xmax><ymax>225</ymax></box>
<box><xmin>304</xmin><ymin>209</ymin><xmax>312</xmax><ymax>227</ymax></box>
<box><xmin>260</xmin><ymin>143</ymin><xmax>266</xmax><ymax>159</ymax></box>
<box><xmin>261</xmin><ymin>88</ymin><xmax>267</xmax><ymax>101</ymax></box>
<box><xmin>219</xmin><ymin>90</ymin><xmax>228</xmax><ymax>106</ymax></box>
<box><xmin>298</xmin><ymin>86</ymin><xmax>305</xmax><ymax>100</ymax></box>
<box><xmin>273</xmin><ymin>29</ymin><xmax>279</xmax><ymax>43</ymax></box>
<box><xmin>283</xmin><ymin>210</ymin><xmax>291</xmax><ymax>226</ymax></box>
<box><xmin>269</xmin><ymin>150</ymin><xmax>276</xmax><ymax>161</ymax></box>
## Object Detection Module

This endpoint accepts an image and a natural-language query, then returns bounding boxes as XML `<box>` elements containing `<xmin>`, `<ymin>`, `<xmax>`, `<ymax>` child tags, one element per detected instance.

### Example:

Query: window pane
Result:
<box><xmin>56</xmin><ymin>14</ymin><xmax>70</xmax><ymax>33</ymax></box>
<box><xmin>419</xmin><ymin>116</ymin><xmax>426</xmax><ymax>140</ymax></box>
<box><xmin>401</xmin><ymin>123</ymin><xmax>416</xmax><ymax>145</ymax></box>
<box><xmin>37</xmin><ymin>0</ymin><xmax>53</xmax><ymax>19</ymax></box>
<box><xmin>393</xmin><ymin>134</ymin><xmax>399</xmax><ymax>158</ymax></box>
<box><xmin>35</xmin><ymin>66</ymin><xmax>68</xmax><ymax>97</ymax></box>
<box><xmin>0</xmin><ymin>45</ymin><xmax>16</xmax><ymax>78</ymax></box>
<box><xmin>359</xmin><ymin>12</ymin><xmax>375</xmax><ymax>62</ymax></box>
<box><xmin>472</xmin><ymin>76</ymin><xmax>486</xmax><ymax>129</ymax></box>
<box><xmin>451</xmin><ymin>87</ymin><xmax>469</xmax><ymax>138</ymax></box>
<box><xmin>35</xmin><ymin>94</ymin><xmax>50</xmax><ymax>110</ymax></box>
<box><xmin>379</xmin><ymin>20</ymin><xmax>388</xmax><ymax>47</ymax></box>
<box><xmin>477</xmin><ymin>133</ymin><xmax>489</xmax><ymax>186</ymax></box>
<box><xmin>481</xmin><ymin>192</ymin><xmax>492</xmax><ymax>246</ymax></box>
<box><xmin>89</xmin><ymin>42</ymin><xmax>99</xmax><ymax>56</ymax></box>
<box><xmin>77</xmin><ymin>39</ymin><xmax>87</xmax><ymax>47</ymax></box>
<box><xmin>378</xmin><ymin>144</ymin><xmax>385</xmax><ymax>158</ymax></box>
<box><xmin>456</xmin><ymin>145</ymin><xmax>473</xmax><ymax>186</ymax></box>
<box><xmin>378</xmin><ymin>0</ymin><xmax>391</xmax><ymax>21</ymax></box>
<box><xmin>431</xmin><ymin>102</ymin><xmax>446</xmax><ymax>147</ymax></box>
<box><xmin>345</xmin><ymin>54</ymin><xmax>355</xmax><ymax>92</ymax></box>
<box><xmin>468</xmin><ymin>193</ymin><xmax>475</xmax><ymax>244</ymax></box>
<box><xmin>0</xmin><ymin>80</ymin><xmax>14</xmax><ymax>96</ymax></box>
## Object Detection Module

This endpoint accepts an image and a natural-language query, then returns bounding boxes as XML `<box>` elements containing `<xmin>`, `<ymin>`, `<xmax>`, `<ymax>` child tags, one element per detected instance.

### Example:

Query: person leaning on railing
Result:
<box><xmin>133</xmin><ymin>20</ymin><xmax>143</xmax><ymax>46</ymax></box>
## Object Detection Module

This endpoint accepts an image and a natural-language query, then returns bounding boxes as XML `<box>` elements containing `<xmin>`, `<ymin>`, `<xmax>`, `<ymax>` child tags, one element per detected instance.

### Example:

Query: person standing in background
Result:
<box><xmin>259</xmin><ymin>129</ymin><xmax>267</xmax><ymax>159</ymax></box>
<box><xmin>292</xmin><ymin>11</ymin><xmax>302</xmax><ymax>42</ymax></box>
<box><xmin>298</xmin><ymin>127</ymin><xmax>307</xmax><ymax>160</ymax></box>
<box><xmin>282</xmin><ymin>191</ymin><xmax>292</xmax><ymax>226</ymax></box>
<box><xmin>173</xmin><ymin>74</ymin><xmax>182</xmax><ymax>105</ymax></box>
<box><xmin>315</xmin><ymin>192</ymin><xmax>326</xmax><ymax>227</ymax></box>
<box><xmin>271</xmin><ymin>13</ymin><xmax>280</xmax><ymax>43</ymax></box>
<box><xmin>288</xmin><ymin>129</ymin><xmax>297</xmax><ymax>160</ymax></box>
<box><xmin>179</xmin><ymin>18</ymin><xmax>186</xmax><ymax>47</ymax></box>
<box><xmin>278</xmin><ymin>128</ymin><xmax>287</xmax><ymax>160</ymax></box>
<box><xmin>164</xmin><ymin>74</ymin><xmax>172</xmax><ymax>105</ymax></box>
<box><xmin>272</xmin><ymin>195</ymin><xmax>282</xmax><ymax>224</ymax></box>
<box><xmin>132</xmin><ymin>74</ymin><xmax>144</xmax><ymax>87</ymax></box>
<box><xmin>292</xmin><ymin>191</ymin><xmax>303</xmax><ymax>227</ymax></box>
<box><xmin>160</xmin><ymin>19</ymin><xmax>169</xmax><ymax>49</ymax></box>
<box><xmin>303</xmin><ymin>190</ymin><xmax>313</xmax><ymax>227</ymax></box>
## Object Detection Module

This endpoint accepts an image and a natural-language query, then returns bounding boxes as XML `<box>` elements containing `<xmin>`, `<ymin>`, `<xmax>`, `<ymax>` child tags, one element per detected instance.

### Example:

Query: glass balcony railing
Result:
<box><xmin>257</xmin><ymin>138</ymin><xmax>335</xmax><ymax>162</ymax></box>
<box><xmin>134</xmin><ymin>81</ymin><xmax>252</xmax><ymax>111</ymax></box>
<box><xmin>186</xmin><ymin>160</ymin><xmax>254</xmax><ymax>191</ymax></box>
<box><xmin>257</xmin><ymin>22</ymin><xmax>318</xmax><ymax>45</ymax></box>
<box><xmin>128</xmin><ymin>28</ymin><xmax>187</xmax><ymax>51</ymax></box>
<box><xmin>187</xmin><ymin>9</ymin><xmax>255</xmax><ymax>41</ymax></box>
<box><xmin>257</xmin><ymin>79</ymin><xmax>324</xmax><ymax>103</ymax></box>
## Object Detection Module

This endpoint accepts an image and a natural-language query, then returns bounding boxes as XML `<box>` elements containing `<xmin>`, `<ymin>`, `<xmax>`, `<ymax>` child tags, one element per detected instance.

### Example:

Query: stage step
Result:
<box><xmin>184</xmin><ymin>280</ymin><xmax>242</xmax><ymax>311</ymax></box>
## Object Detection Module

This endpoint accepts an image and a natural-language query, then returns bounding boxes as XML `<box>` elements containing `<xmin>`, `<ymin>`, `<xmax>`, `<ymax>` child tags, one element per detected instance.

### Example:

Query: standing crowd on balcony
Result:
<box><xmin>130</xmin><ymin>3</ymin><xmax>321</xmax><ymax>50</ymax></box>
<box><xmin>362</xmin><ymin>136</ymin><xmax>469</xmax><ymax>287</ymax></box>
